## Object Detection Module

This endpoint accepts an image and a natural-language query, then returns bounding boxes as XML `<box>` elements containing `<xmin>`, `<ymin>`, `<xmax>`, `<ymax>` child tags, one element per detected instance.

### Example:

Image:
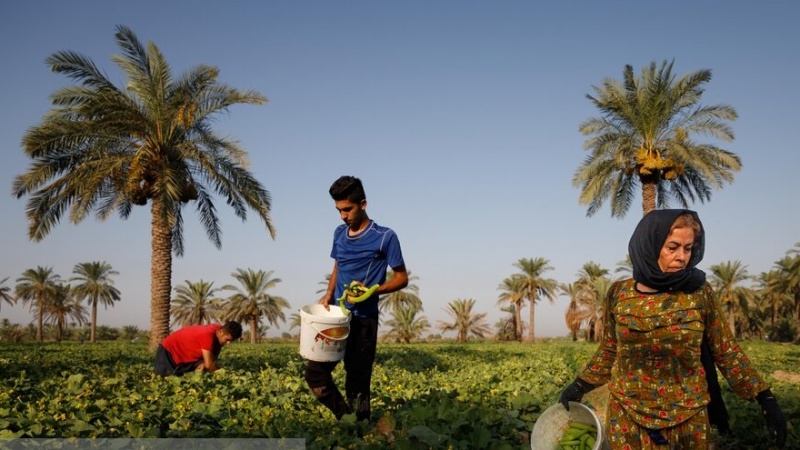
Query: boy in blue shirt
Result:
<box><xmin>305</xmin><ymin>176</ymin><xmax>409</xmax><ymax>421</ymax></box>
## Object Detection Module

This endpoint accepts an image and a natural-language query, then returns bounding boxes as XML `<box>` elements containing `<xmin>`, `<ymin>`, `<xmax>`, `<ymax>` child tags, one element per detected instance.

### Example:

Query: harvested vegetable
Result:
<box><xmin>338</xmin><ymin>281</ymin><xmax>380</xmax><ymax>315</ymax></box>
<box><xmin>557</xmin><ymin>420</ymin><xmax>597</xmax><ymax>450</ymax></box>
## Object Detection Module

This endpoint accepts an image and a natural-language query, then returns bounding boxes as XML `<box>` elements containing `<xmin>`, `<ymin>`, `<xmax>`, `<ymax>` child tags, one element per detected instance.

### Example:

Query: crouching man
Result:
<box><xmin>154</xmin><ymin>321</ymin><xmax>242</xmax><ymax>376</ymax></box>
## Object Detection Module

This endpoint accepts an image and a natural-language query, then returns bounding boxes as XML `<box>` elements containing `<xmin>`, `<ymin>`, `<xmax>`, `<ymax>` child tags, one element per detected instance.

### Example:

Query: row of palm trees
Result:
<box><xmin>0</xmin><ymin>319</ymin><xmax>143</xmax><ymax>343</ymax></box>
<box><xmin>0</xmin><ymin>262</ymin><xmax>120</xmax><ymax>342</ymax></box>
<box><xmin>4</xmin><ymin>240</ymin><xmax>798</xmax><ymax>345</ymax></box>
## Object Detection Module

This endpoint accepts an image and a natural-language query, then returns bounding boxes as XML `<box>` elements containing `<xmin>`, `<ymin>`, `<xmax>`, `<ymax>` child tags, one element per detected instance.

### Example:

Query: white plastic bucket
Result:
<box><xmin>299</xmin><ymin>304</ymin><xmax>351</xmax><ymax>362</ymax></box>
<box><xmin>531</xmin><ymin>402</ymin><xmax>608</xmax><ymax>450</ymax></box>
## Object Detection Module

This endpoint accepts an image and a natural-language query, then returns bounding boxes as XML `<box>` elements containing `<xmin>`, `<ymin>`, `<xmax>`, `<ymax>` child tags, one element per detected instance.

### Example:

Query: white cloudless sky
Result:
<box><xmin>1</xmin><ymin>1</ymin><xmax>798</xmax><ymax>338</ymax></box>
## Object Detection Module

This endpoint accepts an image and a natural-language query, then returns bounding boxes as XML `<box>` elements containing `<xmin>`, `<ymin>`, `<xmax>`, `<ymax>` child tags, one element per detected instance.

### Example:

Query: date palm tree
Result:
<box><xmin>12</xmin><ymin>25</ymin><xmax>274</xmax><ymax>351</ymax></box>
<box><xmin>0</xmin><ymin>277</ymin><xmax>14</xmax><ymax>312</ymax></box>
<box><xmin>172</xmin><ymin>279</ymin><xmax>220</xmax><ymax>326</ymax></box>
<box><xmin>44</xmin><ymin>284</ymin><xmax>87</xmax><ymax>341</ymax></box>
<box><xmin>288</xmin><ymin>313</ymin><xmax>302</xmax><ymax>333</ymax></box>
<box><xmin>574</xmin><ymin>261</ymin><xmax>613</xmax><ymax>341</ymax></box>
<box><xmin>221</xmin><ymin>269</ymin><xmax>289</xmax><ymax>343</ymax></box>
<box><xmin>755</xmin><ymin>270</ymin><xmax>791</xmax><ymax>339</ymax></box>
<box><xmin>15</xmin><ymin>267</ymin><xmax>61</xmax><ymax>342</ymax></box>
<box><xmin>379</xmin><ymin>270</ymin><xmax>422</xmax><ymax>315</ymax></box>
<box><xmin>70</xmin><ymin>261</ymin><xmax>121</xmax><ymax>343</ymax></box>
<box><xmin>561</xmin><ymin>282</ymin><xmax>591</xmax><ymax>341</ymax></box>
<box><xmin>497</xmin><ymin>275</ymin><xmax>524</xmax><ymax>341</ymax></box>
<box><xmin>316</xmin><ymin>274</ymin><xmax>332</xmax><ymax>295</ymax></box>
<box><xmin>122</xmin><ymin>325</ymin><xmax>141</xmax><ymax>341</ymax></box>
<box><xmin>573</xmin><ymin>59</ymin><xmax>741</xmax><ymax>217</ymax></box>
<box><xmin>513</xmin><ymin>257</ymin><xmax>558</xmax><ymax>342</ymax></box>
<box><xmin>585</xmin><ymin>276</ymin><xmax>613</xmax><ymax>341</ymax></box>
<box><xmin>708</xmin><ymin>260</ymin><xmax>753</xmax><ymax>338</ymax></box>
<box><xmin>383</xmin><ymin>305</ymin><xmax>430</xmax><ymax>343</ymax></box>
<box><xmin>437</xmin><ymin>298</ymin><xmax>491</xmax><ymax>343</ymax></box>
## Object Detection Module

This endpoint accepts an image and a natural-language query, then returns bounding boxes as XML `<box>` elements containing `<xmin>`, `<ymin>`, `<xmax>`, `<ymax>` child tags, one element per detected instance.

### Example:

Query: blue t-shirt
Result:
<box><xmin>331</xmin><ymin>220</ymin><xmax>404</xmax><ymax>318</ymax></box>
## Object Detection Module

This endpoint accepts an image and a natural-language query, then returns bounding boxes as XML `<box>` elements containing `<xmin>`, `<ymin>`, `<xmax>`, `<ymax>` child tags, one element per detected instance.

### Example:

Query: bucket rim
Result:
<box><xmin>300</xmin><ymin>304</ymin><xmax>351</xmax><ymax>323</ymax></box>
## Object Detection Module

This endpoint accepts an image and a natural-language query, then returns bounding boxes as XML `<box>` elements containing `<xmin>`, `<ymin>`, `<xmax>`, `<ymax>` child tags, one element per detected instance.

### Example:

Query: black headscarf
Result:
<box><xmin>628</xmin><ymin>209</ymin><xmax>706</xmax><ymax>293</ymax></box>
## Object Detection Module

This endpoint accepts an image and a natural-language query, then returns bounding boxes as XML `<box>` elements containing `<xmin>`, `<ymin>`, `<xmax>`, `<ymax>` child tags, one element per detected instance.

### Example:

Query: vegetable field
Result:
<box><xmin>1</xmin><ymin>340</ymin><xmax>797</xmax><ymax>449</ymax></box>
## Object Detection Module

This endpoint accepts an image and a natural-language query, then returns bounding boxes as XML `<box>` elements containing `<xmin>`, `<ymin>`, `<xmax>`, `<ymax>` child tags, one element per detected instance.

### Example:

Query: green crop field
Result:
<box><xmin>1</xmin><ymin>340</ymin><xmax>797</xmax><ymax>449</ymax></box>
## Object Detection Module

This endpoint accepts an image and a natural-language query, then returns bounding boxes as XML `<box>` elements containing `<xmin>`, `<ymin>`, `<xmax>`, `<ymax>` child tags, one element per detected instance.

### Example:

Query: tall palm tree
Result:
<box><xmin>44</xmin><ymin>284</ymin><xmax>87</xmax><ymax>341</ymax></box>
<box><xmin>0</xmin><ymin>277</ymin><xmax>14</xmax><ymax>312</ymax></box>
<box><xmin>573</xmin><ymin>59</ymin><xmax>741</xmax><ymax>217</ymax></box>
<box><xmin>12</xmin><ymin>26</ymin><xmax>274</xmax><ymax>351</ymax></box>
<box><xmin>221</xmin><ymin>269</ymin><xmax>289</xmax><ymax>343</ymax></box>
<box><xmin>70</xmin><ymin>261</ymin><xmax>121</xmax><ymax>343</ymax></box>
<box><xmin>437</xmin><ymin>299</ymin><xmax>491</xmax><ymax>343</ymax></box>
<box><xmin>513</xmin><ymin>257</ymin><xmax>558</xmax><ymax>342</ymax></box>
<box><xmin>497</xmin><ymin>275</ymin><xmax>525</xmax><ymax>341</ymax></box>
<box><xmin>383</xmin><ymin>305</ymin><xmax>430</xmax><ymax>343</ymax></box>
<box><xmin>172</xmin><ymin>279</ymin><xmax>220</xmax><ymax>327</ymax></box>
<box><xmin>15</xmin><ymin>266</ymin><xmax>61</xmax><ymax>342</ymax></box>
<box><xmin>379</xmin><ymin>270</ymin><xmax>422</xmax><ymax>315</ymax></box>
<box><xmin>708</xmin><ymin>260</ymin><xmax>754</xmax><ymax>338</ymax></box>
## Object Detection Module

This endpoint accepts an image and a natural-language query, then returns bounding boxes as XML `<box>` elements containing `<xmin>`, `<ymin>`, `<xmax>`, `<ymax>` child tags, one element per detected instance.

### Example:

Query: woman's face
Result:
<box><xmin>658</xmin><ymin>226</ymin><xmax>695</xmax><ymax>272</ymax></box>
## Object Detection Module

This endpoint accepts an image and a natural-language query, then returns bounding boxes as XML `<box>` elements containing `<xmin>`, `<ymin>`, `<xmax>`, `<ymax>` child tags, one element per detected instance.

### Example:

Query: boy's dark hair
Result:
<box><xmin>329</xmin><ymin>176</ymin><xmax>366</xmax><ymax>203</ymax></box>
<box><xmin>221</xmin><ymin>321</ymin><xmax>243</xmax><ymax>340</ymax></box>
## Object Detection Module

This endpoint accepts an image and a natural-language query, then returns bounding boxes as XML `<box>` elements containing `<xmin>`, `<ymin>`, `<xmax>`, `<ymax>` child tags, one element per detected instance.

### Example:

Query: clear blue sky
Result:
<box><xmin>1</xmin><ymin>1</ymin><xmax>798</xmax><ymax>338</ymax></box>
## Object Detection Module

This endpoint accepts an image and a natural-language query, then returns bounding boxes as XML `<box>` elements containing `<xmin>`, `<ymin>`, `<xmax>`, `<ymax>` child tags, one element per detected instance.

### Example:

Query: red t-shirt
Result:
<box><xmin>161</xmin><ymin>323</ymin><xmax>222</xmax><ymax>365</ymax></box>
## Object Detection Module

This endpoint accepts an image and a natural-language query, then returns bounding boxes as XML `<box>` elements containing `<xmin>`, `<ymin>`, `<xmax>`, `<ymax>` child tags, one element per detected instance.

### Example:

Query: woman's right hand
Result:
<box><xmin>559</xmin><ymin>378</ymin><xmax>595</xmax><ymax>410</ymax></box>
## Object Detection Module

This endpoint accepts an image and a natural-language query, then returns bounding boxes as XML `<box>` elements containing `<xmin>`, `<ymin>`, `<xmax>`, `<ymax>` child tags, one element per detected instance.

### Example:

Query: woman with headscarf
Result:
<box><xmin>559</xmin><ymin>209</ymin><xmax>787</xmax><ymax>449</ymax></box>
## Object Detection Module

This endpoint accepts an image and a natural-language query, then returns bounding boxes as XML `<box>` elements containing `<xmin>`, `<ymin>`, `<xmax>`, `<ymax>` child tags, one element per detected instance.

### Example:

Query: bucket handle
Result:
<box><xmin>308</xmin><ymin>320</ymin><xmax>350</xmax><ymax>340</ymax></box>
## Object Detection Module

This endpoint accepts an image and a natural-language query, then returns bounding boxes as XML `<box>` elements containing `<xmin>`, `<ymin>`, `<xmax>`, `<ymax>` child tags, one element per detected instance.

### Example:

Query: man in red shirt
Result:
<box><xmin>154</xmin><ymin>321</ymin><xmax>242</xmax><ymax>376</ymax></box>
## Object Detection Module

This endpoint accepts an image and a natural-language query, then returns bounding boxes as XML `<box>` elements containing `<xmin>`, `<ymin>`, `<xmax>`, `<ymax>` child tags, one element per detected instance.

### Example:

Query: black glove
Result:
<box><xmin>559</xmin><ymin>378</ymin><xmax>595</xmax><ymax>411</ymax></box>
<box><xmin>756</xmin><ymin>389</ymin><xmax>787</xmax><ymax>448</ymax></box>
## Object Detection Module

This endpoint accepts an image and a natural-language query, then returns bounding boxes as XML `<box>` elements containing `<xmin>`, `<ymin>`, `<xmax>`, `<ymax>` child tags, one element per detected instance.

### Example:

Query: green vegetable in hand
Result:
<box><xmin>338</xmin><ymin>281</ymin><xmax>379</xmax><ymax>315</ymax></box>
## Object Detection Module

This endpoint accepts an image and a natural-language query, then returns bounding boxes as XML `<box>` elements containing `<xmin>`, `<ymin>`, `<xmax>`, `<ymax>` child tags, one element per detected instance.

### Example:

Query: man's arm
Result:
<box><xmin>377</xmin><ymin>265</ymin><xmax>408</xmax><ymax>295</ymax></box>
<box><xmin>199</xmin><ymin>349</ymin><xmax>221</xmax><ymax>372</ymax></box>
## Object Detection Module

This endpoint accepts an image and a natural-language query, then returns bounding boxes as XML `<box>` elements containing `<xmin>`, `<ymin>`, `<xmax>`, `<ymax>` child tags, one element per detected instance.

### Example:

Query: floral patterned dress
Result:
<box><xmin>578</xmin><ymin>278</ymin><xmax>769</xmax><ymax>449</ymax></box>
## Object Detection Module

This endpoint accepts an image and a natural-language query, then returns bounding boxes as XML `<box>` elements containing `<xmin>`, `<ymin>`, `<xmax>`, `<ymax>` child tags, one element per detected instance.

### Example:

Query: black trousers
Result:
<box><xmin>153</xmin><ymin>345</ymin><xmax>203</xmax><ymax>377</ymax></box>
<box><xmin>304</xmin><ymin>315</ymin><xmax>378</xmax><ymax>421</ymax></box>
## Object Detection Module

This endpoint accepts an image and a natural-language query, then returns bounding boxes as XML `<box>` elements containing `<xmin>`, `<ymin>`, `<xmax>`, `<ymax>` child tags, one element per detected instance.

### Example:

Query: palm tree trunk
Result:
<box><xmin>57</xmin><ymin>317</ymin><xmax>64</xmax><ymax>342</ymax></box>
<box><xmin>772</xmin><ymin>303</ymin><xmax>777</xmax><ymax>334</ymax></box>
<box><xmin>91</xmin><ymin>296</ymin><xmax>98</xmax><ymax>343</ymax></box>
<box><xmin>795</xmin><ymin>292</ymin><xmax>800</xmax><ymax>342</ymax></box>
<box><xmin>528</xmin><ymin>297</ymin><xmax>536</xmax><ymax>342</ymax></box>
<box><xmin>36</xmin><ymin>295</ymin><xmax>44</xmax><ymax>342</ymax></box>
<box><xmin>641</xmin><ymin>180</ymin><xmax>657</xmax><ymax>215</ymax></box>
<box><xmin>250</xmin><ymin>318</ymin><xmax>258</xmax><ymax>343</ymax></box>
<box><xmin>515</xmin><ymin>302</ymin><xmax>523</xmax><ymax>341</ymax></box>
<box><xmin>149</xmin><ymin>199</ymin><xmax>173</xmax><ymax>352</ymax></box>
